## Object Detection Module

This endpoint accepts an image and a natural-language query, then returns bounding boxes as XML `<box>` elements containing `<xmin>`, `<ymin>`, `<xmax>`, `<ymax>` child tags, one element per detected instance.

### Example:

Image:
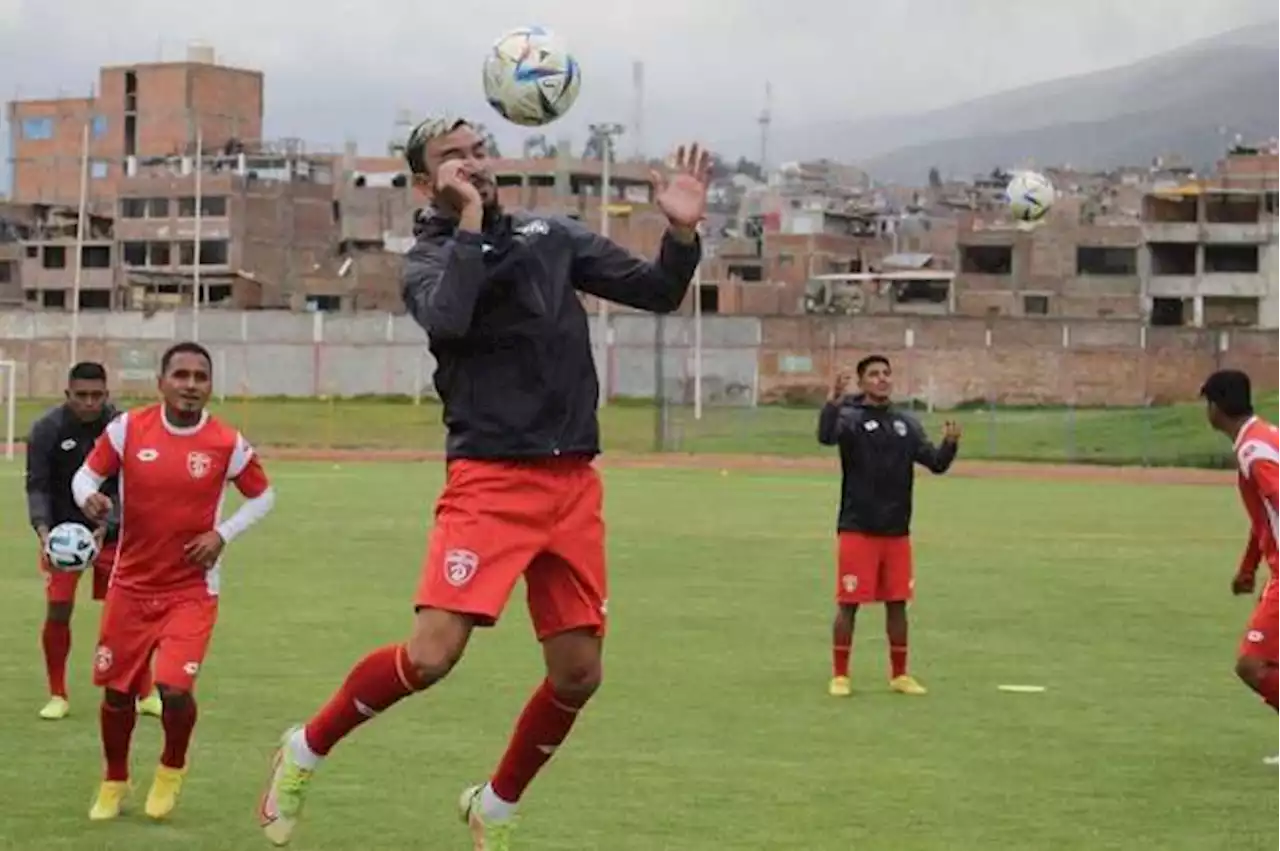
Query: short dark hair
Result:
<box><xmin>404</xmin><ymin>116</ymin><xmax>472</xmax><ymax>176</ymax></box>
<box><xmin>68</xmin><ymin>361</ymin><xmax>107</xmax><ymax>383</ymax></box>
<box><xmin>856</xmin><ymin>355</ymin><xmax>891</xmax><ymax>377</ymax></box>
<box><xmin>160</xmin><ymin>341</ymin><xmax>213</xmax><ymax>376</ymax></box>
<box><xmin>1200</xmin><ymin>369</ymin><xmax>1253</xmax><ymax>418</ymax></box>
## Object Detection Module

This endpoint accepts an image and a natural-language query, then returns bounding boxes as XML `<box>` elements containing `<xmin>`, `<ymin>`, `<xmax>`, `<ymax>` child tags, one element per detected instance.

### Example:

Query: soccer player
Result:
<box><xmin>818</xmin><ymin>355</ymin><xmax>960</xmax><ymax>698</ymax></box>
<box><xmin>1200</xmin><ymin>370</ymin><xmax>1278</xmax><ymax>753</ymax></box>
<box><xmin>258</xmin><ymin>116</ymin><xmax>708</xmax><ymax>849</ymax></box>
<box><xmin>25</xmin><ymin>361</ymin><xmax>161</xmax><ymax>720</ymax></box>
<box><xmin>73</xmin><ymin>341</ymin><xmax>276</xmax><ymax>821</ymax></box>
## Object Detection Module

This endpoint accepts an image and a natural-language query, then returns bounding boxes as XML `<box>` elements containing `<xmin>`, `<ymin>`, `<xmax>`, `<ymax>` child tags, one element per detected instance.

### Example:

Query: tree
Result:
<box><xmin>927</xmin><ymin>166</ymin><xmax>942</xmax><ymax>188</ymax></box>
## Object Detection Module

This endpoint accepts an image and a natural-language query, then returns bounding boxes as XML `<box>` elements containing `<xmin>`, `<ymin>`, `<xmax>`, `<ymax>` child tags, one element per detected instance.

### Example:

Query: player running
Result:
<box><xmin>25</xmin><ymin>361</ymin><xmax>161</xmax><ymax>721</ymax></box>
<box><xmin>73</xmin><ymin>342</ymin><xmax>276</xmax><ymax>820</ymax></box>
<box><xmin>258</xmin><ymin>116</ymin><xmax>709</xmax><ymax>849</ymax></box>
<box><xmin>818</xmin><ymin>355</ymin><xmax>960</xmax><ymax>698</ymax></box>
<box><xmin>1200</xmin><ymin>370</ymin><xmax>1278</xmax><ymax>756</ymax></box>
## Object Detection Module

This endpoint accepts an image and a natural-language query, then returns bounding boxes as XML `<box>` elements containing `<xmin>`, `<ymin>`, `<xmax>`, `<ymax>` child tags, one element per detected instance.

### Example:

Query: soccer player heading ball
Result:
<box><xmin>1200</xmin><ymin>369</ymin><xmax>1278</xmax><ymax>762</ymax></box>
<box><xmin>259</xmin><ymin>116</ymin><xmax>711</xmax><ymax>848</ymax></box>
<box><xmin>818</xmin><ymin>355</ymin><xmax>960</xmax><ymax>698</ymax></box>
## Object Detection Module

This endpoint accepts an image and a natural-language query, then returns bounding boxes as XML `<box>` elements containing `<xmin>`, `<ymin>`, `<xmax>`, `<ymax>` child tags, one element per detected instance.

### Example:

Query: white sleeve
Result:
<box><xmin>72</xmin><ymin>466</ymin><xmax>107</xmax><ymax>509</ymax></box>
<box><xmin>216</xmin><ymin>487</ymin><xmax>276</xmax><ymax>544</ymax></box>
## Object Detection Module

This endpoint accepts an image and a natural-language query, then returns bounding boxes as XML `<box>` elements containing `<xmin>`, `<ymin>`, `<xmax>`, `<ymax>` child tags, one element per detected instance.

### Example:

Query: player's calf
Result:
<box><xmin>1235</xmin><ymin>656</ymin><xmax>1279</xmax><ymax>710</ymax></box>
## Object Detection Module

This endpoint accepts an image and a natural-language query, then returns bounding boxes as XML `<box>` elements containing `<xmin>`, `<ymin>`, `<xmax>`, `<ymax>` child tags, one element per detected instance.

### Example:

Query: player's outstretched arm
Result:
<box><xmin>24</xmin><ymin>413</ymin><xmax>57</xmax><ymax>538</ymax></box>
<box><xmin>912</xmin><ymin>418</ymin><xmax>960</xmax><ymax>474</ymax></box>
<box><xmin>401</xmin><ymin>234</ymin><xmax>490</xmax><ymax>340</ymax></box>
<box><xmin>564</xmin><ymin>216</ymin><xmax>701</xmax><ymax>313</ymax></box>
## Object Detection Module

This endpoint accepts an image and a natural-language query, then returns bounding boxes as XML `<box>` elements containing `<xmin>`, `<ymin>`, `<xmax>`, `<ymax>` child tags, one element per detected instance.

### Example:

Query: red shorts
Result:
<box><xmin>94</xmin><ymin>588</ymin><xmax>219</xmax><ymax>694</ymax></box>
<box><xmin>1239</xmin><ymin>584</ymin><xmax>1278</xmax><ymax>664</ymax></box>
<box><xmin>43</xmin><ymin>542</ymin><xmax>117</xmax><ymax>604</ymax></box>
<box><xmin>836</xmin><ymin>532</ymin><xmax>914</xmax><ymax>604</ymax></box>
<box><xmin>416</xmin><ymin>457</ymin><xmax>607</xmax><ymax>641</ymax></box>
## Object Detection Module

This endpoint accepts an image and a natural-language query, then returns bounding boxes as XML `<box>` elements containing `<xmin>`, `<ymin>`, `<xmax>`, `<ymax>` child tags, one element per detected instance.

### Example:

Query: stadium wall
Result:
<box><xmin>0</xmin><ymin>310</ymin><xmax>1274</xmax><ymax>406</ymax></box>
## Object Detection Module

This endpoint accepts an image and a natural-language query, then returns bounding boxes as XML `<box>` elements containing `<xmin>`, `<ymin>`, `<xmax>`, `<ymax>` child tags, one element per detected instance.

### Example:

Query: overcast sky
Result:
<box><xmin>1</xmin><ymin>0</ymin><xmax>1277</xmax><ymax>173</ymax></box>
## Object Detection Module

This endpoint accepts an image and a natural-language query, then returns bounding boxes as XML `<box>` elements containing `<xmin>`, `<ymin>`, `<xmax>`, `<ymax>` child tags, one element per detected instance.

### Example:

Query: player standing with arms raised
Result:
<box><xmin>258</xmin><ymin>116</ymin><xmax>708</xmax><ymax>849</ymax></box>
<box><xmin>818</xmin><ymin>355</ymin><xmax>960</xmax><ymax>697</ymax></box>
<box><xmin>25</xmin><ymin>361</ymin><xmax>161</xmax><ymax>721</ymax></box>
<box><xmin>74</xmin><ymin>342</ymin><xmax>276</xmax><ymax>820</ymax></box>
<box><xmin>1200</xmin><ymin>370</ymin><xmax>1278</xmax><ymax>753</ymax></box>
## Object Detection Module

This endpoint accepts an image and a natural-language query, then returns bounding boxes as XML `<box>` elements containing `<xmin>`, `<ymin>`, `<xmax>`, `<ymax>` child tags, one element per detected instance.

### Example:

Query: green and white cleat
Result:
<box><xmin>258</xmin><ymin>725</ymin><xmax>315</xmax><ymax>847</ymax></box>
<box><xmin>460</xmin><ymin>784</ymin><xmax>519</xmax><ymax>851</ymax></box>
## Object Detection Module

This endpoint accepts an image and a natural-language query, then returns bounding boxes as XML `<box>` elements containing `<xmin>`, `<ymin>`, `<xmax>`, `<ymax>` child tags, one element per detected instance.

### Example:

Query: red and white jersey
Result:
<box><xmin>83</xmin><ymin>403</ymin><xmax>270</xmax><ymax>597</ymax></box>
<box><xmin>1235</xmin><ymin>416</ymin><xmax>1279</xmax><ymax>581</ymax></box>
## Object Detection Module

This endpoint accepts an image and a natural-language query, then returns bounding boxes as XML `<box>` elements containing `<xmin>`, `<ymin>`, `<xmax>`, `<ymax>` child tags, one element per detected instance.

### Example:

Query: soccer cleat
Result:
<box><xmin>259</xmin><ymin>726</ymin><xmax>314</xmax><ymax>847</ymax></box>
<box><xmin>828</xmin><ymin>676</ymin><xmax>852</xmax><ymax>697</ymax></box>
<box><xmin>136</xmin><ymin>692</ymin><xmax>163</xmax><ymax>718</ymax></box>
<box><xmin>89</xmin><ymin>781</ymin><xmax>129</xmax><ymax>821</ymax></box>
<box><xmin>39</xmin><ymin>696</ymin><xmax>71</xmax><ymax>720</ymax></box>
<box><xmin>1264</xmin><ymin>754</ymin><xmax>1279</xmax><ymax>767</ymax></box>
<box><xmin>144</xmin><ymin>764</ymin><xmax>186</xmax><ymax>820</ymax></box>
<box><xmin>459</xmin><ymin>785</ymin><xmax>518</xmax><ymax>851</ymax></box>
<box><xmin>889</xmin><ymin>674</ymin><xmax>928</xmax><ymax>695</ymax></box>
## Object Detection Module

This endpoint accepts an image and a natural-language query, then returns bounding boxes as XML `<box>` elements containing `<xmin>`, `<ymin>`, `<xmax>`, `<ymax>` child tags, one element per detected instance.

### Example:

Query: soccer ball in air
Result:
<box><xmin>1004</xmin><ymin>170</ymin><xmax>1056</xmax><ymax>222</ymax></box>
<box><xmin>45</xmin><ymin>521</ymin><xmax>99</xmax><ymax>572</ymax></box>
<box><xmin>482</xmin><ymin>26</ymin><xmax>582</xmax><ymax>127</ymax></box>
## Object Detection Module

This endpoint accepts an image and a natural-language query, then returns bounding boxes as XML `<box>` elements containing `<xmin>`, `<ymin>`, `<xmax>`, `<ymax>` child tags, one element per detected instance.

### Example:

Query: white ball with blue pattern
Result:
<box><xmin>483</xmin><ymin>26</ymin><xmax>582</xmax><ymax>128</ymax></box>
<box><xmin>45</xmin><ymin>521</ymin><xmax>99</xmax><ymax>572</ymax></box>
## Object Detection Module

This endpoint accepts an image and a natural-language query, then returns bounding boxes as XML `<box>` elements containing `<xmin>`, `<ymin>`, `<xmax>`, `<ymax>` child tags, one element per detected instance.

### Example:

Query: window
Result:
<box><xmin>960</xmin><ymin>245</ymin><xmax>1013</xmax><ymax>274</ymax></box>
<box><xmin>178</xmin><ymin>240</ymin><xmax>228</xmax><ymax>265</ymax></box>
<box><xmin>42</xmin><ymin>290</ymin><xmax>67</xmax><ymax>308</ymax></box>
<box><xmin>1150</xmin><ymin>297</ymin><xmax>1185</xmax><ymax>327</ymax></box>
<box><xmin>90</xmin><ymin>161</ymin><xmax>109</xmax><ymax>180</ymax></box>
<box><xmin>1204</xmin><ymin>244</ymin><xmax>1259</xmax><ymax>273</ymax></box>
<box><xmin>25</xmin><ymin>289</ymin><xmax>37</xmax><ymax>303</ymax></box>
<box><xmin>122</xmin><ymin>242</ymin><xmax>148</xmax><ymax>266</ymax></box>
<box><xmin>207</xmin><ymin>284</ymin><xmax>233</xmax><ymax>303</ymax></box>
<box><xmin>120</xmin><ymin>198</ymin><xmax>147</xmax><ymax>218</ymax></box>
<box><xmin>149</xmin><ymin>242</ymin><xmax>171</xmax><ymax>266</ymax></box>
<box><xmin>0</xmin><ymin>261</ymin><xmax>12</xmax><ymax>283</ymax></box>
<box><xmin>726</xmin><ymin>264</ymin><xmax>764</xmax><ymax>282</ymax></box>
<box><xmin>1076</xmin><ymin>246</ymin><xmax>1137</xmax><ymax>276</ymax></box>
<box><xmin>21</xmin><ymin>117</ymin><xmax>53</xmax><ymax>140</ymax></box>
<box><xmin>306</xmin><ymin>295</ymin><xmax>342</xmax><ymax>312</ymax></box>
<box><xmin>82</xmin><ymin>245</ymin><xmax>111</xmax><ymax>268</ymax></box>
<box><xmin>201</xmin><ymin>196</ymin><xmax>227</xmax><ymax>217</ymax></box>
<box><xmin>91</xmin><ymin>116</ymin><xmax>108</xmax><ymax>139</ymax></box>
<box><xmin>148</xmin><ymin>198</ymin><xmax>170</xmax><ymax>218</ymax></box>
<box><xmin>1023</xmin><ymin>294</ymin><xmax>1049</xmax><ymax>316</ymax></box>
<box><xmin>1148</xmin><ymin>243</ymin><xmax>1196</xmax><ymax>276</ymax></box>
<box><xmin>25</xmin><ymin>245</ymin><xmax>38</xmax><ymax>258</ymax></box>
<box><xmin>698</xmin><ymin>283</ymin><xmax>719</xmax><ymax>314</ymax></box>
<box><xmin>79</xmin><ymin>290</ymin><xmax>112</xmax><ymax>309</ymax></box>
<box><xmin>43</xmin><ymin>246</ymin><xmax>67</xmax><ymax>269</ymax></box>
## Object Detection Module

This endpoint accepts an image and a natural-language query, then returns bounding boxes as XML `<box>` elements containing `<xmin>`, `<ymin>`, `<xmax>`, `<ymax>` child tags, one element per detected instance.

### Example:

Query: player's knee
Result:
<box><xmin>548</xmin><ymin>658</ymin><xmax>602</xmax><ymax>703</ymax></box>
<box><xmin>46</xmin><ymin>601</ymin><xmax>73</xmax><ymax>623</ymax></box>
<box><xmin>406</xmin><ymin>611</ymin><xmax>470</xmax><ymax>686</ymax></box>
<box><xmin>1235</xmin><ymin>655</ymin><xmax>1264</xmax><ymax>686</ymax></box>
<box><xmin>157</xmin><ymin>685</ymin><xmax>193</xmax><ymax>708</ymax></box>
<box><xmin>103</xmin><ymin>688</ymin><xmax>132</xmax><ymax>709</ymax></box>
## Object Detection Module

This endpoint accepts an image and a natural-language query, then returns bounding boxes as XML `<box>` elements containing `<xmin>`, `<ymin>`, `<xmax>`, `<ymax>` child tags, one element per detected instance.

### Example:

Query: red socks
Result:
<box><xmin>304</xmin><ymin>644</ymin><xmax>423</xmax><ymax>756</ymax></box>
<box><xmin>161</xmin><ymin>700</ymin><xmax>198</xmax><ymax>769</ymax></box>
<box><xmin>832</xmin><ymin>644</ymin><xmax>851</xmax><ymax>678</ymax></box>
<box><xmin>42</xmin><ymin>620</ymin><xmax>71</xmax><ymax>698</ymax></box>
<box><xmin>890</xmin><ymin>644</ymin><xmax>909</xmax><ymax>679</ymax></box>
<box><xmin>490</xmin><ymin>679</ymin><xmax>587</xmax><ymax>804</ymax></box>
<box><xmin>100</xmin><ymin>702</ymin><xmax>137</xmax><ymax>781</ymax></box>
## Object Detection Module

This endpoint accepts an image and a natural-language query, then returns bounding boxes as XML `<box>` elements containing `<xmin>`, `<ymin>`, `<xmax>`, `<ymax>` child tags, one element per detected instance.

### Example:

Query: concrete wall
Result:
<box><xmin>0</xmin><ymin>309</ymin><xmax>1275</xmax><ymax>407</ymax></box>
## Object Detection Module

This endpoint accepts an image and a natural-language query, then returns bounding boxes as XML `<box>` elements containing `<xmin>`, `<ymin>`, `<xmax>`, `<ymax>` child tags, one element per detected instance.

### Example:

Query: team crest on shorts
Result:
<box><xmin>94</xmin><ymin>645</ymin><xmax>113</xmax><ymax>673</ymax></box>
<box><xmin>842</xmin><ymin>575</ymin><xmax>858</xmax><ymax>593</ymax></box>
<box><xmin>187</xmin><ymin>451</ymin><xmax>213</xmax><ymax>479</ymax></box>
<box><xmin>444</xmin><ymin>548</ymin><xmax>479</xmax><ymax>587</ymax></box>
<box><xmin>1247</xmin><ymin>630</ymin><xmax>1265</xmax><ymax>643</ymax></box>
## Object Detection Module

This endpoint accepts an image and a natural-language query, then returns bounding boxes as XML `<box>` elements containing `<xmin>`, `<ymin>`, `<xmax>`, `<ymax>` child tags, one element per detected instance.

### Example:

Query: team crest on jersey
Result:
<box><xmin>187</xmin><ymin>451</ymin><xmax>213</xmax><ymax>479</ymax></box>
<box><xmin>94</xmin><ymin>645</ymin><xmax>113</xmax><ymax>673</ymax></box>
<box><xmin>443</xmin><ymin>548</ymin><xmax>479</xmax><ymax>587</ymax></box>
<box><xmin>893</xmin><ymin>420</ymin><xmax>908</xmax><ymax>437</ymax></box>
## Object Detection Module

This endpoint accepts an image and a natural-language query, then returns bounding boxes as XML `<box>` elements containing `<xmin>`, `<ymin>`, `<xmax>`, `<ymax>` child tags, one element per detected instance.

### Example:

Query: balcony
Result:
<box><xmin>1145</xmin><ymin>274</ymin><xmax>1269</xmax><ymax>298</ymax></box>
<box><xmin>1141</xmin><ymin>222</ymin><xmax>1199</xmax><ymax>242</ymax></box>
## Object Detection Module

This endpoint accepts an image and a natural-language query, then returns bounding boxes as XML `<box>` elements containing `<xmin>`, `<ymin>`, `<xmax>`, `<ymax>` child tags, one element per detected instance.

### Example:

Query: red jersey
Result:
<box><xmin>1234</xmin><ymin>416</ymin><xmax>1279</xmax><ymax>587</ymax></box>
<box><xmin>83</xmin><ymin>404</ymin><xmax>271</xmax><ymax>597</ymax></box>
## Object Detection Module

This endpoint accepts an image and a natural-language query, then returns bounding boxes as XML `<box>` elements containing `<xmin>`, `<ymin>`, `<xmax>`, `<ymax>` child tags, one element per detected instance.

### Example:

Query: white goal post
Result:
<box><xmin>0</xmin><ymin>360</ymin><xmax>16</xmax><ymax>462</ymax></box>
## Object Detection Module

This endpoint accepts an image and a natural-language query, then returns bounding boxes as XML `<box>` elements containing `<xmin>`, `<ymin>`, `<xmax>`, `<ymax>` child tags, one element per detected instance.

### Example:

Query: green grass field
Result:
<box><xmin>8</xmin><ymin>392</ymin><xmax>1279</xmax><ymax>467</ymax></box>
<box><xmin>0</xmin><ymin>461</ymin><xmax>1276</xmax><ymax>850</ymax></box>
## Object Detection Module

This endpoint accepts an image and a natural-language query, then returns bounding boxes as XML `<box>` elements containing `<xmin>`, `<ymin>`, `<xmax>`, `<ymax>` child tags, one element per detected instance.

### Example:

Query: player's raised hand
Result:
<box><xmin>653</xmin><ymin>143</ymin><xmax>712</xmax><ymax>231</ymax></box>
<box><xmin>83</xmin><ymin>493</ymin><xmax>112</xmax><ymax>524</ymax></box>
<box><xmin>828</xmin><ymin>370</ymin><xmax>850</xmax><ymax>402</ymax></box>
<box><xmin>185</xmin><ymin>530</ymin><xmax>226</xmax><ymax>569</ymax></box>
<box><xmin>1231</xmin><ymin>572</ymin><xmax>1256</xmax><ymax>596</ymax></box>
<box><xmin>434</xmin><ymin>160</ymin><xmax>484</xmax><ymax>212</ymax></box>
<box><xmin>942</xmin><ymin>420</ymin><xmax>962</xmax><ymax>442</ymax></box>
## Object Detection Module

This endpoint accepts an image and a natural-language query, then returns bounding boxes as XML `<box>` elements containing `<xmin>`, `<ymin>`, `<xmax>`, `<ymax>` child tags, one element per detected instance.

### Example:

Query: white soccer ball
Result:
<box><xmin>482</xmin><ymin>26</ymin><xmax>582</xmax><ymax>127</ymax></box>
<box><xmin>1004</xmin><ymin>170</ymin><xmax>1056</xmax><ymax>222</ymax></box>
<box><xmin>45</xmin><ymin>521</ymin><xmax>99</xmax><ymax>572</ymax></box>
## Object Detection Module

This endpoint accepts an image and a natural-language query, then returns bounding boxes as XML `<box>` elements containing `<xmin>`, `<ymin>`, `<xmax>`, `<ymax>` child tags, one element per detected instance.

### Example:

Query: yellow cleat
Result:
<box><xmin>828</xmin><ymin>676</ymin><xmax>852</xmax><ymax>697</ymax></box>
<box><xmin>136</xmin><ymin>692</ymin><xmax>163</xmax><ymax>718</ymax></box>
<box><xmin>144</xmin><ymin>765</ymin><xmax>187</xmax><ymax>820</ymax></box>
<box><xmin>889</xmin><ymin>674</ymin><xmax>928</xmax><ymax>695</ymax></box>
<box><xmin>89</xmin><ymin>781</ymin><xmax>129</xmax><ymax>821</ymax></box>
<box><xmin>39</xmin><ymin>696</ymin><xmax>71</xmax><ymax>720</ymax></box>
<box><xmin>459</xmin><ymin>785</ymin><xmax>518</xmax><ymax>851</ymax></box>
